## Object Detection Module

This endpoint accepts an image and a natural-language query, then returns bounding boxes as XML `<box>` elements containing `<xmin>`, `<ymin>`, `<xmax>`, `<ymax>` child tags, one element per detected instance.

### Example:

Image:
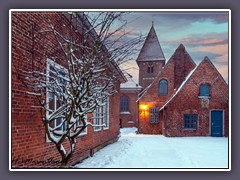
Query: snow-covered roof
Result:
<box><xmin>137</xmin><ymin>43</ymin><xmax>197</xmax><ymax>103</ymax></box>
<box><xmin>159</xmin><ymin>63</ymin><xmax>200</xmax><ymax>111</ymax></box>
<box><xmin>120</xmin><ymin>74</ymin><xmax>142</xmax><ymax>90</ymax></box>
<box><xmin>136</xmin><ymin>25</ymin><xmax>165</xmax><ymax>62</ymax></box>
<box><xmin>136</xmin><ymin>79</ymin><xmax>155</xmax><ymax>102</ymax></box>
<box><xmin>75</xmin><ymin>13</ymin><xmax>127</xmax><ymax>83</ymax></box>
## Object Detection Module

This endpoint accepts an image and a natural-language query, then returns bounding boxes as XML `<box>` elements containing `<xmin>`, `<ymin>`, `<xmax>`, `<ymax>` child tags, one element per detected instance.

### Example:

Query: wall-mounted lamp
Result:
<box><xmin>140</xmin><ymin>104</ymin><xmax>148</xmax><ymax>122</ymax></box>
<box><xmin>140</xmin><ymin>104</ymin><xmax>148</xmax><ymax>111</ymax></box>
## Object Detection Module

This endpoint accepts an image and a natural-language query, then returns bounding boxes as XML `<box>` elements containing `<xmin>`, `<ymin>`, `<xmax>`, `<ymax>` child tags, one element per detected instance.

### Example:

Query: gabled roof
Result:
<box><xmin>159</xmin><ymin>56</ymin><xmax>226</xmax><ymax>111</ymax></box>
<box><xmin>159</xmin><ymin>64</ymin><xmax>199</xmax><ymax>111</ymax></box>
<box><xmin>136</xmin><ymin>83</ymin><xmax>152</xmax><ymax>102</ymax></box>
<box><xmin>120</xmin><ymin>73</ymin><xmax>142</xmax><ymax>90</ymax></box>
<box><xmin>171</xmin><ymin>43</ymin><xmax>196</xmax><ymax>89</ymax></box>
<box><xmin>75</xmin><ymin>13</ymin><xmax>127</xmax><ymax>83</ymax></box>
<box><xmin>136</xmin><ymin>25</ymin><xmax>165</xmax><ymax>63</ymax></box>
<box><xmin>137</xmin><ymin>43</ymin><xmax>195</xmax><ymax>102</ymax></box>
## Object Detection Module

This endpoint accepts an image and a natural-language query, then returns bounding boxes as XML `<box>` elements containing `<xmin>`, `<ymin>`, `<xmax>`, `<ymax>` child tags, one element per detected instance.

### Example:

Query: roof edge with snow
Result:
<box><xmin>159</xmin><ymin>57</ymin><xmax>210</xmax><ymax>111</ymax></box>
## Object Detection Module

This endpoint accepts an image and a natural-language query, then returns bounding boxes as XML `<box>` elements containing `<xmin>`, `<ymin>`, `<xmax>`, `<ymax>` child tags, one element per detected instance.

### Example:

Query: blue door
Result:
<box><xmin>211</xmin><ymin>110</ymin><xmax>223</xmax><ymax>137</ymax></box>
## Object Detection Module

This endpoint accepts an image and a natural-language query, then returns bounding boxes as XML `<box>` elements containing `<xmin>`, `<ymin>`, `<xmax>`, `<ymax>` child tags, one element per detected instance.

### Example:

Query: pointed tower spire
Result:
<box><xmin>136</xmin><ymin>25</ymin><xmax>165</xmax><ymax>63</ymax></box>
<box><xmin>136</xmin><ymin>24</ymin><xmax>166</xmax><ymax>89</ymax></box>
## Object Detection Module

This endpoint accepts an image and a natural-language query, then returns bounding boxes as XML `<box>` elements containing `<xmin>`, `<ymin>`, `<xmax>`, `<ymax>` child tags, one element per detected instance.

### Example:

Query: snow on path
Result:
<box><xmin>74</xmin><ymin>128</ymin><xmax>228</xmax><ymax>168</ymax></box>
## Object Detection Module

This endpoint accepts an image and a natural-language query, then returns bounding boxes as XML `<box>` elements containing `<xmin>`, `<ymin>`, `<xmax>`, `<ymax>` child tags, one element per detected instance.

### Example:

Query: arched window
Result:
<box><xmin>120</xmin><ymin>96</ymin><xmax>129</xmax><ymax>112</ymax></box>
<box><xmin>199</xmin><ymin>84</ymin><xmax>210</xmax><ymax>97</ymax></box>
<box><xmin>159</xmin><ymin>79</ymin><xmax>168</xmax><ymax>95</ymax></box>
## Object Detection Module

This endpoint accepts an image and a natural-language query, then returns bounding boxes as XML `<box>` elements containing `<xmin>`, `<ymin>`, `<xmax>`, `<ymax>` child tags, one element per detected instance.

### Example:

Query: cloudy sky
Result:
<box><xmin>117</xmin><ymin>11</ymin><xmax>229</xmax><ymax>84</ymax></box>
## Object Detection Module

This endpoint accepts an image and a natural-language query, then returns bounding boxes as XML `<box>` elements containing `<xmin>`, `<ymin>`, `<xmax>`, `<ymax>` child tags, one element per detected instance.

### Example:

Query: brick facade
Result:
<box><xmin>138</xmin><ymin>60</ymin><xmax>165</xmax><ymax>89</ymax></box>
<box><xmin>11</xmin><ymin>12</ymin><xmax>125</xmax><ymax>168</ymax></box>
<box><xmin>137</xmin><ymin>45</ymin><xmax>229</xmax><ymax>137</ymax></box>
<box><xmin>136</xmin><ymin>25</ymin><xmax>228</xmax><ymax>137</ymax></box>
<box><xmin>161</xmin><ymin>58</ymin><xmax>229</xmax><ymax>137</ymax></box>
<box><xmin>119</xmin><ymin>89</ymin><xmax>140</xmax><ymax>128</ymax></box>
<box><xmin>136</xmin><ymin>25</ymin><xmax>166</xmax><ymax>89</ymax></box>
<box><xmin>137</xmin><ymin>44</ymin><xmax>196</xmax><ymax>134</ymax></box>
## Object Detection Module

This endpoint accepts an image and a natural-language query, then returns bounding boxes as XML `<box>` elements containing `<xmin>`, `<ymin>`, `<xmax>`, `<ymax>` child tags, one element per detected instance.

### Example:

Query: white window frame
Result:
<box><xmin>94</xmin><ymin>105</ymin><xmax>102</xmax><ymax>132</ymax></box>
<box><xmin>46</xmin><ymin>59</ymin><xmax>68</xmax><ymax>141</ymax></box>
<box><xmin>103</xmin><ymin>97</ymin><xmax>109</xmax><ymax>130</ymax></box>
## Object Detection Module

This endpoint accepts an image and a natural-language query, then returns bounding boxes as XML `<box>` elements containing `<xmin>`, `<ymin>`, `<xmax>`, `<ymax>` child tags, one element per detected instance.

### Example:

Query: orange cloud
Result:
<box><xmin>193</xmin><ymin>44</ymin><xmax>228</xmax><ymax>63</ymax></box>
<box><xmin>214</xmin><ymin>64</ymin><xmax>229</xmax><ymax>83</ymax></box>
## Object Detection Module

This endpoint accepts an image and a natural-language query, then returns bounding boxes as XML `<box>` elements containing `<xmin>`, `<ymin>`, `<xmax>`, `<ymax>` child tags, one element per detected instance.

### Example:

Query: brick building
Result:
<box><xmin>136</xmin><ymin>25</ymin><xmax>229</xmax><ymax>137</ymax></box>
<box><xmin>11</xmin><ymin>12</ymin><xmax>126</xmax><ymax>168</ymax></box>
<box><xmin>119</xmin><ymin>75</ymin><xmax>142</xmax><ymax>128</ymax></box>
<box><xmin>11</xmin><ymin>12</ymin><xmax>229</xmax><ymax>168</ymax></box>
<box><xmin>136</xmin><ymin>25</ymin><xmax>166</xmax><ymax>89</ymax></box>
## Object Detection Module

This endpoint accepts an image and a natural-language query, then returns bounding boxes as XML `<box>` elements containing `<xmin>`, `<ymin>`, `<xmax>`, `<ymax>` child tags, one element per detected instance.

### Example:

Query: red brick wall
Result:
<box><xmin>11</xmin><ymin>12</ymin><xmax>121</xmax><ymax>168</ymax></box>
<box><xmin>138</xmin><ymin>60</ymin><xmax>165</xmax><ymax>89</ymax></box>
<box><xmin>119</xmin><ymin>89</ymin><xmax>140</xmax><ymax>128</ymax></box>
<box><xmin>172</xmin><ymin>45</ymin><xmax>196</xmax><ymax>89</ymax></box>
<box><xmin>138</xmin><ymin>102</ymin><xmax>163</xmax><ymax>134</ymax></box>
<box><xmin>138</xmin><ymin>46</ymin><xmax>228</xmax><ymax>137</ymax></box>
<box><xmin>138</xmin><ymin>48</ymin><xmax>196</xmax><ymax>134</ymax></box>
<box><xmin>137</xmin><ymin>61</ymin><xmax>174</xmax><ymax>134</ymax></box>
<box><xmin>164</xmin><ymin>59</ymin><xmax>229</xmax><ymax>137</ymax></box>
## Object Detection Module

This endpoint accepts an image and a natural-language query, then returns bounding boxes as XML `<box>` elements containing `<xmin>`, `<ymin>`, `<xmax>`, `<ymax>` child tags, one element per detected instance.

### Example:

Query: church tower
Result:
<box><xmin>136</xmin><ymin>24</ymin><xmax>166</xmax><ymax>89</ymax></box>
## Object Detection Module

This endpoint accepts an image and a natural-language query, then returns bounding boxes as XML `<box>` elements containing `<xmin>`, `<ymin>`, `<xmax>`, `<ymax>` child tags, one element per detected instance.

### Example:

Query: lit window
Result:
<box><xmin>159</xmin><ymin>79</ymin><xmax>168</xmax><ymax>95</ymax></box>
<box><xmin>199</xmin><ymin>84</ymin><xmax>210</xmax><ymax>97</ymax></box>
<box><xmin>183</xmin><ymin>114</ymin><xmax>198</xmax><ymax>129</ymax></box>
<box><xmin>120</xmin><ymin>96</ymin><xmax>129</xmax><ymax>112</ymax></box>
<box><xmin>149</xmin><ymin>107</ymin><xmax>160</xmax><ymax>124</ymax></box>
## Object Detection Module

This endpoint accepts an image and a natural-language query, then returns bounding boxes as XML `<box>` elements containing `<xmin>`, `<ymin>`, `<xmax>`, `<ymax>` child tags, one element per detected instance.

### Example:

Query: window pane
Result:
<box><xmin>48</xmin><ymin>93</ymin><xmax>55</xmax><ymax>113</ymax></box>
<box><xmin>184</xmin><ymin>114</ymin><xmax>198</xmax><ymax>129</ymax></box>
<box><xmin>159</xmin><ymin>80</ymin><xmax>168</xmax><ymax>95</ymax></box>
<box><xmin>94</xmin><ymin>106</ymin><xmax>101</xmax><ymax>131</ymax></box>
<box><xmin>49</xmin><ymin>120</ymin><xmax>55</xmax><ymax>128</ymax></box>
<box><xmin>120</xmin><ymin>96</ymin><xmax>129</xmax><ymax>112</ymax></box>
<box><xmin>151</xmin><ymin>67</ymin><xmax>154</xmax><ymax>73</ymax></box>
<box><xmin>56</xmin><ymin>98</ymin><xmax>61</xmax><ymax>109</ymax></box>
<box><xmin>200</xmin><ymin>84</ymin><xmax>210</xmax><ymax>96</ymax></box>
<box><xmin>104</xmin><ymin>98</ymin><xmax>109</xmax><ymax>128</ymax></box>
<box><xmin>149</xmin><ymin>107</ymin><xmax>160</xmax><ymax>124</ymax></box>
<box><xmin>47</xmin><ymin>60</ymin><xmax>68</xmax><ymax>137</ymax></box>
<box><xmin>56</xmin><ymin>118</ymin><xmax>62</xmax><ymax>131</ymax></box>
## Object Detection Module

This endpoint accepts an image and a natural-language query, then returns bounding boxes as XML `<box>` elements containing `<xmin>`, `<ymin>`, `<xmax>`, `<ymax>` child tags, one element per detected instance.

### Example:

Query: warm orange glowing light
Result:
<box><xmin>140</xmin><ymin>105</ymin><xmax>148</xmax><ymax>110</ymax></box>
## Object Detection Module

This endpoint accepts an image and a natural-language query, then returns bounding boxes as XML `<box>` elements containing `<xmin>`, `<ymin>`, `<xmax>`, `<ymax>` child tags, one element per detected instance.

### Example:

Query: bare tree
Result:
<box><xmin>14</xmin><ymin>12</ymin><xmax>143</xmax><ymax>167</ymax></box>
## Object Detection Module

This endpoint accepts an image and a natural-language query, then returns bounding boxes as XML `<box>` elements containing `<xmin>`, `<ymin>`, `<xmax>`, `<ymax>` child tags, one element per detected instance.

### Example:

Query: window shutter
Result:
<box><xmin>159</xmin><ymin>80</ymin><xmax>168</xmax><ymax>95</ymax></box>
<box><xmin>200</xmin><ymin>84</ymin><xmax>210</xmax><ymax>96</ymax></box>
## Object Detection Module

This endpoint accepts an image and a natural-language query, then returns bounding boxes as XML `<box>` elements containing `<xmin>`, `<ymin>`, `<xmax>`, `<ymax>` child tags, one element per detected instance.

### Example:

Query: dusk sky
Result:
<box><xmin>116</xmin><ymin>11</ymin><xmax>229</xmax><ymax>84</ymax></box>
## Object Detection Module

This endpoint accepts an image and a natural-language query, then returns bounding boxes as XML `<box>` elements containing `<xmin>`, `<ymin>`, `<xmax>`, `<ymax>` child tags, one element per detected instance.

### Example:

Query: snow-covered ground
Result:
<box><xmin>74</xmin><ymin>128</ymin><xmax>228</xmax><ymax>169</ymax></box>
